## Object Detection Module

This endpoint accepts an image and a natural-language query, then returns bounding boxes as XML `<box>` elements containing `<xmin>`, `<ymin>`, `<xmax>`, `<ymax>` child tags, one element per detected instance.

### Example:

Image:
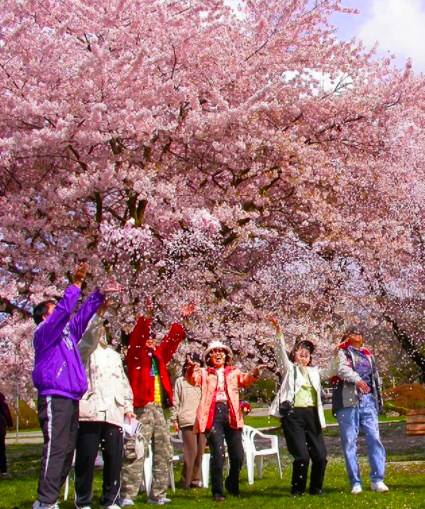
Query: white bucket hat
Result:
<box><xmin>203</xmin><ymin>341</ymin><xmax>233</xmax><ymax>364</ymax></box>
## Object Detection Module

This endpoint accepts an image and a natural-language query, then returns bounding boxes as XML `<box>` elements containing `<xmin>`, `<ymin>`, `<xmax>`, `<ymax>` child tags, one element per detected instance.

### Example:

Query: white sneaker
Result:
<box><xmin>33</xmin><ymin>502</ymin><xmax>60</xmax><ymax>509</ymax></box>
<box><xmin>103</xmin><ymin>505</ymin><xmax>120</xmax><ymax>509</ymax></box>
<box><xmin>119</xmin><ymin>500</ymin><xmax>135</xmax><ymax>507</ymax></box>
<box><xmin>371</xmin><ymin>481</ymin><xmax>389</xmax><ymax>493</ymax></box>
<box><xmin>147</xmin><ymin>498</ymin><xmax>171</xmax><ymax>505</ymax></box>
<box><xmin>351</xmin><ymin>485</ymin><xmax>362</xmax><ymax>495</ymax></box>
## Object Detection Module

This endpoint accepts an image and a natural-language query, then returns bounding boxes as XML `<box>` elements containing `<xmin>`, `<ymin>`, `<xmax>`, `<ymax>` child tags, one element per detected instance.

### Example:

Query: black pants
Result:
<box><xmin>0</xmin><ymin>433</ymin><xmax>7</xmax><ymax>473</ymax></box>
<box><xmin>281</xmin><ymin>407</ymin><xmax>327</xmax><ymax>495</ymax></box>
<box><xmin>75</xmin><ymin>421</ymin><xmax>124</xmax><ymax>507</ymax></box>
<box><xmin>205</xmin><ymin>402</ymin><xmax>244</xmax><ymax>498</ymax></box>
<box><xmin>37</xmin><ymin>396</ymin><xmax>79</xmax><ymax>504</ymax></box>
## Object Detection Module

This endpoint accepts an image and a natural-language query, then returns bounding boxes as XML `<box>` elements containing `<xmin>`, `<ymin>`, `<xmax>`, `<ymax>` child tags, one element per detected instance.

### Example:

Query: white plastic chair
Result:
<box><xmin>199</xmin><ymin>449</ymin><xmax>229</xmax><ymax>488</ymax></box>
<box><xmin>242</xmin><ymin>425</ymin><xmax>282</xmax><ymax>485</ymax></box>
<box><xmin>170</xmin><ymin>430</ymin><xmax>183</xmax><ymax>449</ymax></box>
<box><xmin>141</xmin><ymin>442</ymin><xmax>178</xmax><ymax>494</ymax></box>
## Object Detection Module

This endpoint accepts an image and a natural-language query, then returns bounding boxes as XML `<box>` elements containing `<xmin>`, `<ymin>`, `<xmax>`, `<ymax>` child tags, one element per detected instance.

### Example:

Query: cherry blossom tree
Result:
<box><xmin>1</xmin><ymin>0</ymin><xmax>425</xmax><ymax>400</ymax></box>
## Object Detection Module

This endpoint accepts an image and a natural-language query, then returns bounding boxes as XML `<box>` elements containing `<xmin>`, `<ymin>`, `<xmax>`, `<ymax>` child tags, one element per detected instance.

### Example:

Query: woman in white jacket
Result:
<box><xmin>269</xmin><ymin>318</ymin><xmax>330</xmax><ymax>497</ymax></box>
<box><xmin>75</xmin><ymin>304</ymin><xmax>134</xmax><ymax>509</ymax></box>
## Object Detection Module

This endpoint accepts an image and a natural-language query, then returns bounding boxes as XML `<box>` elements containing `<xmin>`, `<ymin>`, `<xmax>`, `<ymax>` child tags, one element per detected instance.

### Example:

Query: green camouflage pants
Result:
<box><xmin>120</xmin><ymin>404</ymin><xmax>173</xmax><ymax>500</ymax></box>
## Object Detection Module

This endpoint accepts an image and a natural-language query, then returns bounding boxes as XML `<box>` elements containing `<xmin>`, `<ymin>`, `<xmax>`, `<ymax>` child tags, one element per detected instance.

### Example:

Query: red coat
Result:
<box><xmin>126</xmin><ymin>316</ymin><xmax>185</xmax><ymax>408</ymax></box>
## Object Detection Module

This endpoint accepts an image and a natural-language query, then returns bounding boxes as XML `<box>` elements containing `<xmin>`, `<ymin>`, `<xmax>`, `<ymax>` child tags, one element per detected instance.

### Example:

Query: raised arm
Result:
<box><xmin>126</xmin><ymin>315</ymin><xmax>152</xmax><ymax>371</ymax></box>
<box><xmin>269</xmin><ymin>316</ymin><xmax>291</xmax><ymax>372</ymax></box>
<box><xmin>156</xmin><ymin>302</ymin><xmax>195</xmax><ymax>363</ymax></box>
<box><xmin>78</xmin><ymin>300</ymin><xmax>111</xmax><ymax>362</ymax></box>
<box><xmin>237</xmin><ymin>363</ymin><xmax>267</xmax><ymax>387</ymax></box>
<box><xmin>33</xmin><ymin>284</ymin><xmax>81</xmax><ymax>352</ymax></box>
<box><xmin>69</xmin><ymin>290</ymin><xmax>105</xmax><ymax>341</ymax></box>
<box><xmin>185</xmin><ymin>356</ymin><xmax>203</xmax><ymax>387</ymax></box>
<box><xmin>156</xmin><ymin>323</ymin><xmax>186</xmax><ymax>363</ymax></box>
<box><xmin>77</xmin><ymin>315</ymin><xmax>104</xmax><ymax>362</ymax></box>
<box><xmin>69</xmin><ymin>274</ymin><xmax>124</xmax><ymax>341</ymax></box>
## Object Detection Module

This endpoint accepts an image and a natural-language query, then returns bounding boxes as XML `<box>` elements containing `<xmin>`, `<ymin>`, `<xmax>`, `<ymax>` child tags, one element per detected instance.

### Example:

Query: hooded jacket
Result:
<box><xmin>32</xmin><ymin>285</ymin><xmax>104</xmax><ymax>400</ymax></box>
<box><xmin>331</xmin><ymin>344</ymin><xmax>383</xmax><ymax>415</ymax></box>
<box><xmin>126</xmin><ymin>316</ymin><xmax>185</xmax><ymax>409</ymax></box>
<box><xmin>78</xmin><ymin>316</ymin><xmax>134</xmax><ymax>427</ymax></box>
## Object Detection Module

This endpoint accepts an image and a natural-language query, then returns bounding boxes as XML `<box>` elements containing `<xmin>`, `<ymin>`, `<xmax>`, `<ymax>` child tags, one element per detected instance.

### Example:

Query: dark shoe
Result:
<box><xmin>291</xmin><ymin>491</ymin><xmax>304</xmax><ymax>498</ymax></box>
<box><xmin>213</xmin><ymin>495</ymin><xmax>225</xmax><ymax>502</ymax></box>
<box><xmin>309</xmin><ymin>489</ymin><xmax>324</xmax><ymax>496</ymax></box>
<box><xmin>190</xmin><ymin>481</ymin><xmax>203</xmax><ymax>488</ymax></box>
<box><xmin>224</xmin><ymin>478</ymin><xmax>240</xmax><ymax>497</ymax></box>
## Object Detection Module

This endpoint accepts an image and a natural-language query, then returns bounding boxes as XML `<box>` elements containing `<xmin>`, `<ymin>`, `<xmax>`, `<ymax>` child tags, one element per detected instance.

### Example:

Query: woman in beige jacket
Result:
<box><xmin>170</xmin><ymin>353</ymin><xmax>206</xmax><ymax>489</ymax></box>
<box><xmin>75</xmin><ymin>304</ymin><xmax>134</xmax><ymax>509</ymax></box>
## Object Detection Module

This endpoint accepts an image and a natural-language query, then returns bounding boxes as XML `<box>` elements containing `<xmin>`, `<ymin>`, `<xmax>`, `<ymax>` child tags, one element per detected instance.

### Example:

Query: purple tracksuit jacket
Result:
<box><xmin>32</xmin><ymin>285</ymin><xmax>104</xmax><ymax>400</ymax></box>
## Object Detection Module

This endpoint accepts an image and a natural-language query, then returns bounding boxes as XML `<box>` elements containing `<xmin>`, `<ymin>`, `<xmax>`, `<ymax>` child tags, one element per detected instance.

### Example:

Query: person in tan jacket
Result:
<box><xmin>185</xmin><ymin>341</ymin><xmax>265</xmax><ymax>502</ymax></box>
<box><xmin>170</xmin><ymin>353</ymin><xmax>206</xmax><ymax>489</ymax></box>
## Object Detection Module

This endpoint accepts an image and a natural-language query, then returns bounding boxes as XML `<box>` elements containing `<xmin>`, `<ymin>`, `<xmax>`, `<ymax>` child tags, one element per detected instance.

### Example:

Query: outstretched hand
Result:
<box><xmin>181</xmin><ymin>302</ymin><xmax>195</xmax><ymax>319</ymax></box>
<box><xmin>333</xmin><ymin>340</ymin><xmax>348</xmax><ymax>355</ymax></box>
<box><xmin>185</xmin><ymin>353</ymin><xmax>201</xmax><ymax>371</ymax></box>
<box><xmin>268</xmin><ymin>315</ymin><xmax>281</xmax><ymax>334</ymax></box>
<box><xmin>145</xmin><ymin>297</ymin><xmax>154</xmax><ymax>318</ymax></box>
<box><xmin>100</xmin><ymin>281</ymin><xmax>125</xmax><ymax>295</ymax></box>
<box><xmin>253</xmin><ymin>364</ymin><xmax>267</xmax><ymax>378</ymax></box>
<box><xmin>73</xmin><ymin>262</ymin><xmax>88</xmax><ymax>287</ymax></box>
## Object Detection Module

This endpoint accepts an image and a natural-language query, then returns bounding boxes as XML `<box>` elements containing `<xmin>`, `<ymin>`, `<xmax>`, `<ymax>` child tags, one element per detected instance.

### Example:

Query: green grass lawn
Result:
<box><xmin>243</xmin><ymin>409</ymin><xmax>405</xmax><ymax>430</ymax></box>
<box><xmin>1</xmin><ymin>424</ymin><xmax>424</xmax><ymax>509</ymax></box>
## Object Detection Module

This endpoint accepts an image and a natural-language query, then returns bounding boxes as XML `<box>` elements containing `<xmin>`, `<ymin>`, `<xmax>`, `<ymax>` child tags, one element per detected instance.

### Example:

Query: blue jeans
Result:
<box><xmin>336</xmin><ymin>394</ymin><xmax>386</xmax><ymax>487</ymax></box>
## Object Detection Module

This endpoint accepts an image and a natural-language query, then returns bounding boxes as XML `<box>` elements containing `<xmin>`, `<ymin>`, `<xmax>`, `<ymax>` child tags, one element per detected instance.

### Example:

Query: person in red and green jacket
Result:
<box><xmin>119</xmin><ymin>301</ymin><xmax>195</xmax><ymax>507</ymax></box>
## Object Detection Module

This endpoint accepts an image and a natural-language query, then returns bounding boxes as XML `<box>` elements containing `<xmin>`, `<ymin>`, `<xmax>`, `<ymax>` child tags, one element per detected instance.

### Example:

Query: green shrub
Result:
<box><xmin>9</xmin><ymin>400</ymin><xmax>39</xmax><ymax>430</ymax></box>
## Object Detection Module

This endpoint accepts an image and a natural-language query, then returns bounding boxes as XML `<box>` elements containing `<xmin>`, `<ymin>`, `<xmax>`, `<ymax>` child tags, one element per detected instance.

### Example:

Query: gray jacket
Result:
<box><xmin>332</xmin><ymin>347</ymin><xmax>383</xmax><ymax>415</ymax></box>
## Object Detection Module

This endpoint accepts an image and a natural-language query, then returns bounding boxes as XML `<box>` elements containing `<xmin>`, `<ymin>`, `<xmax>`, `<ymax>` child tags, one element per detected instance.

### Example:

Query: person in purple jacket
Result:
<box><xmin>32</xmin><ymin>262</ymin><xmax>122</xmax><ymax>509</ymax></box>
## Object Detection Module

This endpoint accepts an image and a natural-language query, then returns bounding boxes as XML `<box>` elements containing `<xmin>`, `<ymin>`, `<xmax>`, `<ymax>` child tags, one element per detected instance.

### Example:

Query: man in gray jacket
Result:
<box><xmin>332</xmin><ymin>327</ymin><xmax>388</xmax><ymax>495</ymax></box>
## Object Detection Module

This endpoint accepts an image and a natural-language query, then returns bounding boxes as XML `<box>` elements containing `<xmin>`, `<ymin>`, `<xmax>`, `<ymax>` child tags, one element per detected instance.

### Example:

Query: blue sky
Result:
<box><xmin>332</xmin><ymin>0</ymin><xmax>425</xmax><ymax>71</ymax></box>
